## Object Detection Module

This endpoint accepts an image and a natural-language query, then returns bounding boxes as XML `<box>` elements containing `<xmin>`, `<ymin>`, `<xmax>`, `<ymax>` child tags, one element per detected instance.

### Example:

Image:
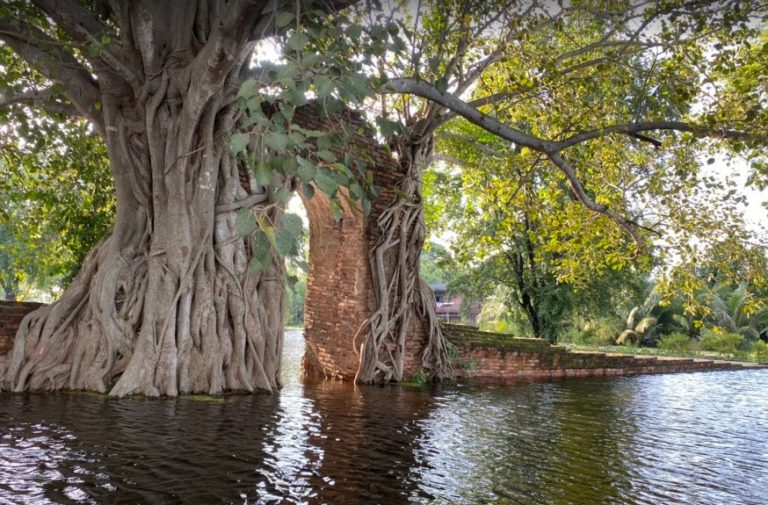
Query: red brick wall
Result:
<box><xmin>293</xmin><ymin>105</ymin><xmax>426</xmax><ymax>380</ymax></box>
<box><xmin>0</xmin><ymin>301</ymin><xmax>43</xmax><ymax>355</ymax></box>
<box><xmin>443</xmin><ymin>324</ymin><xmax>757</xmax><ymax>379</ymax></box>
<box><xmin>302</xmin><ymin>189</ymin><xmax>373</xmax><ymax>379</ymax></box>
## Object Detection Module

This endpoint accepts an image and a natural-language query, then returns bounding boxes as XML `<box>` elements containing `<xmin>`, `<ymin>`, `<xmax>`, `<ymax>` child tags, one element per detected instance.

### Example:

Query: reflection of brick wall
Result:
<box><xmin>0</xmin><ymin>301</ymin><xmax>44</xmax><ymax>355</ymax></box>
<box><xmin>293</xmin><ymin>105</ymin><xmax>426</xmax><ymax>380</ymax></box>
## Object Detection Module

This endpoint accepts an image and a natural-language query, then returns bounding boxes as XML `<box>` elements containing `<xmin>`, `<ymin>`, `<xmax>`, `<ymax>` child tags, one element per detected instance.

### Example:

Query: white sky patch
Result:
<box><xmin>704</xmin><ymin>156</ymin><xmax>768</xmax><ymax>240</ymax></box>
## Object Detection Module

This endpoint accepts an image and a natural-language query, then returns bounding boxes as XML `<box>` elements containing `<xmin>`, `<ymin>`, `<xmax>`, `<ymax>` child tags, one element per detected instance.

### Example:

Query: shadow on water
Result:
<box><xmin>2</xmin><ymin>330</ymin><xmax>768</xmax><ymax>504</ymax></box>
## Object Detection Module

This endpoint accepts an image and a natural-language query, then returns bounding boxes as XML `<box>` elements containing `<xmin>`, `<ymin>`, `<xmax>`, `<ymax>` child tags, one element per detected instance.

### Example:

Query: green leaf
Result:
<box><xmin>235</xmin><ymin>209</ymin><xmax>257</xmax><ymax>236</ymax></box>
<box><xmin>296</xmin><ymin>156</ymin><xmax>316</xmax><ymax>182</ymax></box>
<box><xmin>315</xmin><ymin>172</ymin><xmax>338</xmax><ymax>197</ymax></box>
<box><xmin>283</xmin><ymin>213</ymin><xmax>304</xmax><ymax>236</ymax></box>
<box><xmin>237</xmin><ymin>78</ymin><xmax>258</xmax><ymax>100</ymax></box>
<box><xmin>302</xmin><ymin>181</ymin><xmax>315</xmax><ymax>199</ymax></box>
<box><xmin>249</xmin><ymin>232</ymin><xmax>272</xmax><ymax>273</ymax></box>
<box><xmin>376</xmin><ymin>117</ymin><xmax>401</xmax><ymax>137</ymax></box>
<box><xmin>274</xmin><ymin>226</ymin><xmax>297</xmax><ymax>256</ymax></box>
<box><xmin>253</xmin><ymin>159</ymin><xmax>272</xmax><ymax>187</ymax></box>
<box><xmin>264</xmin><ymin>131</ymin><xmax>288</xmax><ymax>152</ymax></box>
<box><xmin>428</xmin><ymin>56</ymin><xmax>441</xmax><ymax>73</ymax></box>
<box><xmin>273</xmin><ymin>185</ymin><xmax>291</xmax><ymax>204</ymax></box>
<box><xmin>315</xmin><ymin>75</ymin><xmax>333</xmax><ymax>99</ymax></box>
<box><xmin>259</xmin><ymin>220</ymin><xmax>277</xmax><ymax>249</ymax></box>
<box><xmin>286</xmin><ymin>31</ymin><xmax>310</xmax><ymax>52</ymax></box>
<box><xmin>317</xmin><ymin>149</ymin><xmax>336</xmax><ymax>162</ymax></box>
<box><xmin>346</xmin><ymin>24</ymin><xmax>362</xmax><ymax>40</ymax></box>
<box><xmin>229</xmin><ymin>132</ymin><xmax>249</xmax><ymax>155</ymax></box>
<box><xmin>276</xmin><ymin>11</ymin><xmax>294</xmax><ymax>28</ymax></box>
<box><xmin>435</xmin><ymin>77</ymin><xmax>449</xmax><ymax>94</ymax></box>
<box><xmin>330</xmin><ymin>200</ymin><xmax>344</xmax><ymax>221</ymax></box>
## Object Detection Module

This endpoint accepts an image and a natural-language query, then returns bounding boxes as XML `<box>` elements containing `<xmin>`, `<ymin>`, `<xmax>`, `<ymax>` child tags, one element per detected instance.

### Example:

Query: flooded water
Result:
<box><xmin>1</xmin><ymin>330</ymin><xmax>767</xmax><ymax>504</ymax></box>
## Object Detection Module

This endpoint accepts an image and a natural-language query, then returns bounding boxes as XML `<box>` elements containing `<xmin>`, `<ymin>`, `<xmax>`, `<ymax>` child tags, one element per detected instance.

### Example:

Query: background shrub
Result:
<box><xmin>657</xmin><ymin>332</ymin><xmax>692</xmax><ymax>354</ymax></box>
<box><xmin>700</xmin><ymin>329</ymin><xmax>746</xmax><ymax>356</ymax></box>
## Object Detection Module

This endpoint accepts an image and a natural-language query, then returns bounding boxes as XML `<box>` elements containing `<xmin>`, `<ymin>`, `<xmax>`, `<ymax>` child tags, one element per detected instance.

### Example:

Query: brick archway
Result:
<box><xmin>291</xmin><ymin>106</ymin><xmax>426</xmax><ymax>380</ymax></box>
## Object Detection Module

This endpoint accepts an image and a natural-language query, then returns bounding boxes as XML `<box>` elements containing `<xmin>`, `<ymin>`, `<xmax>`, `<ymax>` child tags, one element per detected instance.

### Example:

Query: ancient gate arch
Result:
<box><xmin>290</xmin><ymin>105</ymin><xmax>428</xmax><ymax>381</ymax></box>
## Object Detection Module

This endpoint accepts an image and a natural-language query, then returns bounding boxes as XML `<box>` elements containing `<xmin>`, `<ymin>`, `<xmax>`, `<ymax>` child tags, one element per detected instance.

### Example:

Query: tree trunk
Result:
<box><xmin>355</xmin><ymin>137</ymin><xmax>452</xmax><ymax>383</ymax></box>
<box><xmin>2</xmin><ymin>285</ymin><xmax>15</xmax><ymax>302</ymax></box>
<box><xmin>2</xmin><ymin>5</ymin><xmax>284</xmax><ymax>397</ymax></box>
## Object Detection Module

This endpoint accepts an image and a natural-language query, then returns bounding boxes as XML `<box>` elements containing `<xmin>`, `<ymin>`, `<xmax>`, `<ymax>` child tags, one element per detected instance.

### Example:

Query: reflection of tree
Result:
<box><xmin>412</xmin><ymin>380</ymin><xmax>638</xmax><ymax>504</ymax></box>
<box><xmin>0</xmin><ymin>393</ymin><xmax>282</xmax><ymax>503</ymax></box>
<box><xmin>542</xmin><ymin>380</ymin><xmax>637</xmax><ymax>504</ymax></box>
<box><xmin>301</xmin><ymin>381</ymin><xmax>436</xmax><ymax>504</ymax></box>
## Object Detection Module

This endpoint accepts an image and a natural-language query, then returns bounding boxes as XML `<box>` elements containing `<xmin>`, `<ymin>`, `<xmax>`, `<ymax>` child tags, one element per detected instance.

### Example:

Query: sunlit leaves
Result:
<box><xmin>231</xmin><ymin>0</ymin><xmax>405</xmax><ymax>273</ymax></box>
<box><xmin>0</xmin><ymin>120</ymin><xmax>114</xmax><ymax>294</ymax></box>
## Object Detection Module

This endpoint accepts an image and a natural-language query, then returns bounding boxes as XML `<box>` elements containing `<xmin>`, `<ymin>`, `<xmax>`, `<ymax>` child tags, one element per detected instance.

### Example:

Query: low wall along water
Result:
<box><xmin>442</xmin><ymin>323</ymin><xmax>764</xmax><ymax>379</ymax></box>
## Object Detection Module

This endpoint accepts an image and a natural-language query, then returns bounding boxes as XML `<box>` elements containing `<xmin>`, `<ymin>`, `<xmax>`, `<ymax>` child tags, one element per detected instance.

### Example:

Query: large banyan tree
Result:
<box><xmin>0</xmin><ymin>0</ymin><xmax>352</xmax><ymax>396</ymax></box>
<box><xmin>2</xmin><ymin>0</ymin><xmax>767</xmax><ymax>396</ymax></box>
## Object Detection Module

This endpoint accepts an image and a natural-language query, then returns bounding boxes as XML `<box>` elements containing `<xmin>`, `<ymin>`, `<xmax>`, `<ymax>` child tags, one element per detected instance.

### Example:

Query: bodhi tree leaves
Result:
<box><xmin>229</xmin><ymin>0</ymin><xmax>408</xmax><ymax>274</ymax></box>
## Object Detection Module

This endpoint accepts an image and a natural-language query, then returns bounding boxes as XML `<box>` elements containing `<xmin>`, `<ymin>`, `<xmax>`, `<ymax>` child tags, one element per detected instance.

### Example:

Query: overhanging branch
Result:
<box><xmin>0</xmin><ymin>18</ymin><xmax>104</xmax><ymax>132</ymax></box>
<box><xmin>382</xmin><ymin>77</ymin><xmax>556</xmax><ymax>152</ymax></box>
<box><xmin>555</xmin><ymin>121</ymin><xmax>764</xmax><ymax>150</ymax></box>
<box><xmin>380</xmin><ymin>77</ymin><xmax>683</xmax><ymax>247</ymax></box>
<box><xmin>31</xmin><ymin>0</ymin><xmax>142</xmax><ymax>89</ymax></box>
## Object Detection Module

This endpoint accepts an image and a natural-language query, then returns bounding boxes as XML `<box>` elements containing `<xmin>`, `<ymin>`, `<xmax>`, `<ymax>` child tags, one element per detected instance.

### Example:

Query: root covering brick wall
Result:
<box><xmin>0</xmin><ymin>301</ymin><xmax>43</xmax><ymax>355</ymax></box>
<box><xmin>443</xmin><ymin>323</ymin><xmax>764</xmax><ymax>379</ymax></box>
<box><xmin>293</xmin><ymin>105</ymin><xmax>426</xmax><ymax>380</ymax></box>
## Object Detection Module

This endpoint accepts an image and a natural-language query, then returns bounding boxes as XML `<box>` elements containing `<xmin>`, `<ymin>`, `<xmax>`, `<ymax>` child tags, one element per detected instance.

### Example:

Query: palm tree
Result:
<box><xmin>616</xmin><ymin>289</ymin><xmax>682</xmax><ymax>346</ymax></box>
<box><xmin>705</xmin><ymin>283</ymin><xmax>768</xmax><ymax>342</ymax></box>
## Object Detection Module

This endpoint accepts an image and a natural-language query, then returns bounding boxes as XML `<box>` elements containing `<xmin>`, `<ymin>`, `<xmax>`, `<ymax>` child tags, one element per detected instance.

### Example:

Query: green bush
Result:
<box><xmin>657</xmin><ymin>332</ymin><xmax>692</xmax><ymax>354</ymax></box>
<box><xmin>559</xmin><ymin>327</ymin><xmax>588</xmax><ymax>344</ymax></box>
<box><xmin>582</xmin><ymin>319</ymin><xmax>622</xmax><ymax>346</ymax></box>
<box><xmin>752</xmin><ymin>340</ymin><xmax>768</xmax><ymax>363</ymax></box>
<box><xmin>560</xmin><ymin>320</ymin><xmax>619</xmax><ymax>346</ymax></box>
<box><xmin>700</xmin><ymin>330</ymin><xmax>745</xmax><ymax>356</ymax></box>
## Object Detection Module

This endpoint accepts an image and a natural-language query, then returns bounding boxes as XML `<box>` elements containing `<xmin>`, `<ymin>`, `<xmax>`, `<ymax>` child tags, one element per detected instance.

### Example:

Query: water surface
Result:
<box><xmin>1</xmin><ymin>330</ymin><xmax>767</xmax><ymax>504</ymax></box>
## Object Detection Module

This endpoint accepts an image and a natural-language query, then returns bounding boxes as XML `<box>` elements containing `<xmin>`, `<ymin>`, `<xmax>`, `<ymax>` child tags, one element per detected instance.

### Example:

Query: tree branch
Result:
<box><xmin>0</xmin><ymin>18</ymin><xmax>104</xmax><ymax>132</ymax></box>
<box><xmin>31</xmin><ymin>0</ymin><xmax>141</xmax><ymax>89</ymax></box>
<box><xmin>628</xmin><ymin>132</ymin><xmax>662</xmax><ymax>148</ymax></box>
<box><xmin>547</xmin><ymin>151</ymin><xmax>659</xmax><ymax>247</ymax></box>
<box><xmin>382</xmin><ymin>77</ymin><xmax>556</xmax><ymax>152</ymax></box>
<box><xmin>434</xmin><ymin>92</ymin><xmax>511</xmax><ymax>127</ymax></box>
<box><xmin>554</xmin><ymin>121</ymin><xmax>765</xmax><ymax>151</ymax></box>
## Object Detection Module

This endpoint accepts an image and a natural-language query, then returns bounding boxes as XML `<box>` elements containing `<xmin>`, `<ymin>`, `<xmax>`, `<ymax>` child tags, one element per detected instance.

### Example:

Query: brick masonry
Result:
<box><xmin>443</xmin><ymin>323</ymin><xmax>766</xmax><ymax>380</ymax></box>
<box><xmin>0</xmin><ymin>301</ymin><xmax>43</xmax><ymax>355</ymax></box>
<box><xmin>291</xmin><ymin>104</ymin><xmax>427</xmax><ymax>380</ymax></box>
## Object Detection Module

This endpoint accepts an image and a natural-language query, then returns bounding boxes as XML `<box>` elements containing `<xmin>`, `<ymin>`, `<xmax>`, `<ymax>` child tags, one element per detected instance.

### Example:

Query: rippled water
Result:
<box><xmin>2</xmin><ymin>330</ymin><xmax>767</xmax><ymax>504</ymax></box>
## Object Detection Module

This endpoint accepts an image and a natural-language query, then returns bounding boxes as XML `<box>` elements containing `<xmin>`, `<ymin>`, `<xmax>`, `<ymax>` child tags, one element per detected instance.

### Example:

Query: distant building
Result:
<box><xmin>429</xmin><ymin>283</ymin><xmax>480</xmax><ymax>324</ymax></box>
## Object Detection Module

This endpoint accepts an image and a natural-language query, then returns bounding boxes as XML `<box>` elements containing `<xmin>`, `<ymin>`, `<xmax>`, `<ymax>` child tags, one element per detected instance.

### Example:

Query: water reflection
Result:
<box><xmin>1</xmin><ymin>330</ymin><xmax>767</xmax><ymax>504</ymax></box>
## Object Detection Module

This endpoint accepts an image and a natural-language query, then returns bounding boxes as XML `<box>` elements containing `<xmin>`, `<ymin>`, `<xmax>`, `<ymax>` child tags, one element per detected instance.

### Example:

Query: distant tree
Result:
<box><xmin>0</xmin><ymin>119</ymin><xmax>114</xmax><ymax>300</ymax></box>
<box><xmin>419</xmin><ymin>242</ymin><xmax>456</xmax><ymax>285</ymax></box>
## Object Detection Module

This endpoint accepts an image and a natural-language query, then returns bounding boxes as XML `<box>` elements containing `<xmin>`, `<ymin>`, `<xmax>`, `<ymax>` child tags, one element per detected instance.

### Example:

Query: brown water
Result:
<box><xmin>1</xmin><ymin>330</ymin><xmax>767</xmax><ymax>504</ymax></box>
